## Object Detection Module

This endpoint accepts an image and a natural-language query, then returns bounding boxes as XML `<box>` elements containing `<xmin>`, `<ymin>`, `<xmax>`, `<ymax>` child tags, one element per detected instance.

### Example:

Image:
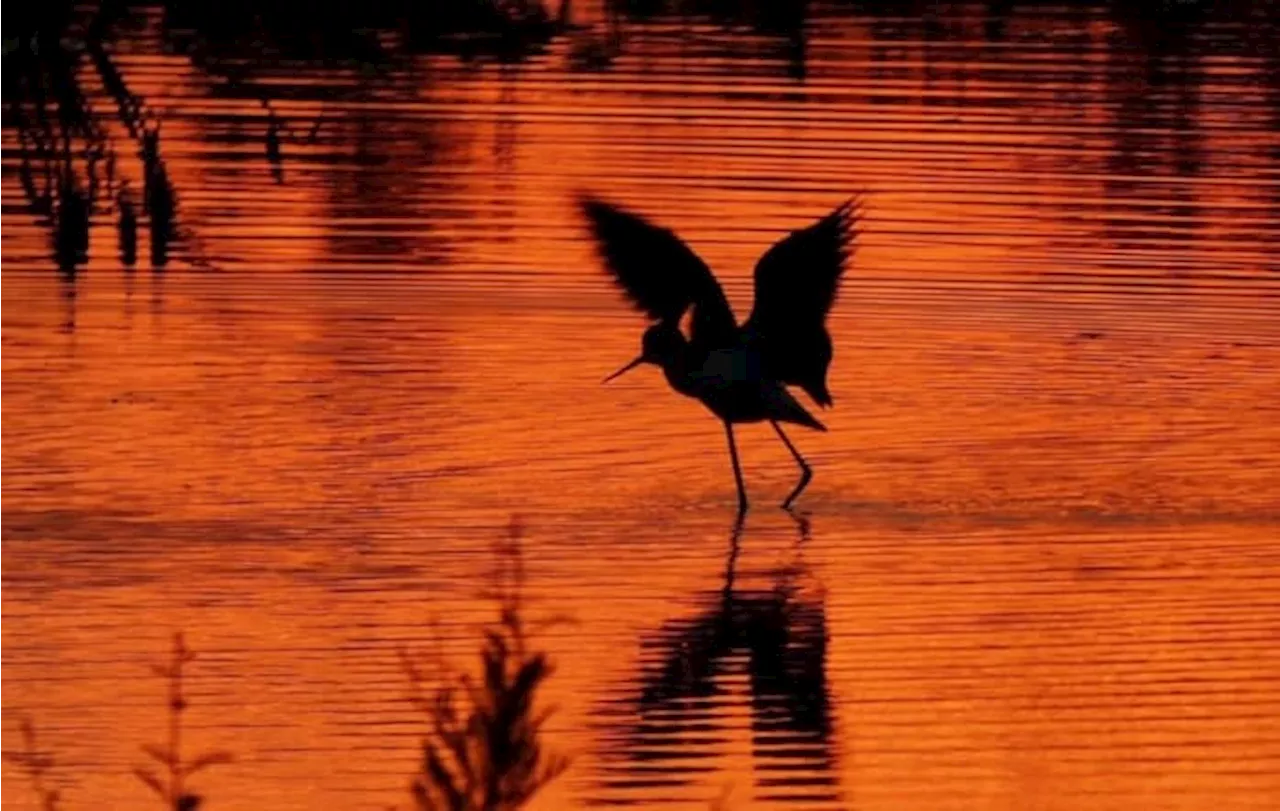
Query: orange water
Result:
<box><xmin>4</xmin><ymin>3</ymin><xmax>1279</xmax><ymax>809</ymax></box>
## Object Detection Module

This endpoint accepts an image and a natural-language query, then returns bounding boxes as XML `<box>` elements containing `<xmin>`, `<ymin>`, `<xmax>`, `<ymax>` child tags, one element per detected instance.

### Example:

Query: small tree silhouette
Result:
<box><xmin>133</xmin><ymin>633</ymin><xmax>234</xmax><ymax>811</ymax></box>
<box><xmin>402</xmin><ymin>517</ymin><xmax>570</xmax><ymax>811</ymax></box>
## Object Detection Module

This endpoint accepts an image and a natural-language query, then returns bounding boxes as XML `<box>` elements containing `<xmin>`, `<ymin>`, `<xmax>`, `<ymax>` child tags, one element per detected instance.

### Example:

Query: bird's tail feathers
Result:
<box><xmin>805</xmin><ymin>380</ymin><xmax>834</xmax><ymax>409</ymax></box>
<box><xmin>771</xmin><ymin>387</ymin><xmax>827</xmax><ymax>432</ymax></box>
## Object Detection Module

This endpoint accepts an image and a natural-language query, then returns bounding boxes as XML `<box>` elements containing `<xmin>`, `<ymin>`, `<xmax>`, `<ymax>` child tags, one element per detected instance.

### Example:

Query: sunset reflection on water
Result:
<box><xmin>4</xmin><ymin>2</ymin><xmax>1279</xmax><ymax>809</ymax></box>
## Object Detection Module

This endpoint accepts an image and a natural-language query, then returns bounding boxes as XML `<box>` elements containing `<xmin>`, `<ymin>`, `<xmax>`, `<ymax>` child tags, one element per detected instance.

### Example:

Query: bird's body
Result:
<box><xmin>743</xmin><ymin>324</ymin><xmax>834</xmax><ymax>407</ymax></box>
<box><xmin>661</xmin><ymin>340</ymin><xmax>825</xmax><ymax>432</ymax></box>
<box><xmin>581</xmin><ymin>192</ymin><xmax>862</xmax><ymax>513</ymax></box>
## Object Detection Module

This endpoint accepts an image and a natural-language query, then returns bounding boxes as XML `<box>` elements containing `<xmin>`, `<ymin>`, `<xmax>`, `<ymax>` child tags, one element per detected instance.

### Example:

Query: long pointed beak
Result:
<box><xmin>603</xmin><ymin>355</ymin><xmax>645</xmax><ymax>383</ymax></box>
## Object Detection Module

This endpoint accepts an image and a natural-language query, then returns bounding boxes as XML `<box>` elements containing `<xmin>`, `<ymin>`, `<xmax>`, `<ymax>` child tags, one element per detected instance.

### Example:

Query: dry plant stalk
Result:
<box><xmin>2</xmin><ymin>717</ymin><xmax>63</xmax><ymax>811</ymax></box>
<box><xmin>133</xmin><ymin>632</ymin><xmax>234</xmax><ymax>811</ymax></box>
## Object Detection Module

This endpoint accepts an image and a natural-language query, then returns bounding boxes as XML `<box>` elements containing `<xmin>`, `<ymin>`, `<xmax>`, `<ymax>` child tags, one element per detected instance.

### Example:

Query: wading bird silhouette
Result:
<box><xmin>580</xmin><ymin>192</ymin><xmax>862</xmax><ymax>515</ymax></box>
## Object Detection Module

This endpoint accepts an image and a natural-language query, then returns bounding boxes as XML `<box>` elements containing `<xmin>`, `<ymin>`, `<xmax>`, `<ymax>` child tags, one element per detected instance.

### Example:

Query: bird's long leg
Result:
<box><xmin>722</xmin><ymin>512</ymin><xmax>745</xmax><ymax>603</ymax></box>
<box><xmin>771</xmin><ymin>420</ymin><xmax>812</xmax><ymax>509</ymax></box>
<box><xmin>724</xmin><ymin>421</ymin><xmax>749</xmax><ymax>516</ymax></box>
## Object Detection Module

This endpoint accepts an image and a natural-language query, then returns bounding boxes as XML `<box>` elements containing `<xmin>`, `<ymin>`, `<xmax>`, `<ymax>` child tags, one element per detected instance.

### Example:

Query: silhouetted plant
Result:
<box><xmin>7</xmin><ymin>534</ymin><xmax>570</xmax><ymax>811</ymax></box>
<box><xmin>133</xmin><ymin>632</ymin><xmax>234</xmax><ymax>811</ymax></box>
<box><xmin>2</xmin><ymin>718</ymin><xmax>63</xmax><ymax>811</ymax></box>
<box><xmin>400</xmin><ymin>518</ymin><xmax>570</xmax><ymax>811</ymax></box>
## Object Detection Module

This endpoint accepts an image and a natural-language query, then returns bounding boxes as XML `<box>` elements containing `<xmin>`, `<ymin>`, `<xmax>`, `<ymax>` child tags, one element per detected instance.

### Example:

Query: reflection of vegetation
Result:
<box><xmin>615</xmin><ymin>0</ymin><xmax>805</xmax><ymax>35</ymax></box>
<box><xmin>2</xmin><ymin>0</ymin><xmax>570</xmax><ymax>274</ymax></box>
<box><xmin>161</xmin><ymin>0</ymin><xmax>566</xmax><ymax>65</ymax></box>
<box><xmin>5</xmin><ymin>0</ymin><xmax>1246</xmax><ymax>262</ymax></box>
<box><xmin>4</xmin><ymin>2</ymin><xmax>194</xmax><ymax>274</ymax></box>
<box><xmin>3</xmin><ymin>524</ymin><xmax>568</xmax><ymax>811</ymax></box>
<box><xmin>5</xmin><ymin>6</ymin><xmax>107</xmax><ymax>275</ymax></box>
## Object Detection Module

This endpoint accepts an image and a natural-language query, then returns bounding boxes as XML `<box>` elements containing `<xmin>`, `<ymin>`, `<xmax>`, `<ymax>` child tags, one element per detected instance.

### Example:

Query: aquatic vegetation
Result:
<box><xmin>4</xmin><ymin>526</ymin><xmax>569</xmax><ymax>811</ymax></box>
<box><xmin>132</xmin><ymin>633</ymin><xmax>235</xmax><ymax>811</ymax></box>
<box><xmin>3</xmin><ymin>636</ymin><xmax>234</xmax><ymax>811</ymax></box>
<box><xmin>401</xmin><ymin>519</ymin><xmax>571</xmax><ymax>811</ymax></box>
<box><xmin>2</xmin><ymin>718</ymin><xmax>64</xmax><ymax>811</ymax></box>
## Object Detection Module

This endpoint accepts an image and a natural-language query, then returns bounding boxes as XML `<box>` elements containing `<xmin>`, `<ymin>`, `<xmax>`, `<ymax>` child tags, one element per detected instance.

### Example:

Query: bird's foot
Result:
<box><xmin>781</xmin><ymin>467</ymin><xmax>813</xmax><ymax>510</ymax></box>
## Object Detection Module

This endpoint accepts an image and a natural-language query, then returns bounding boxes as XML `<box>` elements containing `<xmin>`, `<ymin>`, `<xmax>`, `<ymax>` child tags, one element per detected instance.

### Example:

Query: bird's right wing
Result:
<box><xmin>578</xmin><ymin>194</ymin><xmax>738</xmax><ymax>345</ymax></box>
<box><xmin>746</xmin><ymin>195</ymin><xmax>861</xmax><ymax>339</ymax></box>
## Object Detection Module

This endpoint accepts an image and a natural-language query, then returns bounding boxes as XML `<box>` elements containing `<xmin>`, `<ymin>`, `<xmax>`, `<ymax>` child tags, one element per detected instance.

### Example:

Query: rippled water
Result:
<box><xmin>4</xmin><ymin>3</ymin><xmax>1280</xmax><ymax>810</ymax></box>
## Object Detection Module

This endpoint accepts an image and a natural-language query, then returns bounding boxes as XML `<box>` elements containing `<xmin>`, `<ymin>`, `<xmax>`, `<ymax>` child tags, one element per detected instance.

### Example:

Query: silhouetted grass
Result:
<box><xmin>400</xmin><ymin>518</ymin><xmax>571</xmax><ymax>811</ymax></box>
<box><xmin>132</xmin><ymin>633</ymin><xmax>235</xmax><ymax>811</ymax></box>
<box><xmin>3</xmin><ymin>718</ymin><xmax>63</xmax><ymax>811</ymax></box>
<box><xmin>4</xmin><ymin>524</ymin><xmax>569</xmax><ymax>811</ymax></box>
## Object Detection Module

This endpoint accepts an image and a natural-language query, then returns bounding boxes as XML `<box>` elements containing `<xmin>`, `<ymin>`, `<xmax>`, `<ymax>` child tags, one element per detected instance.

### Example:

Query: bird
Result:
<box><xmin>579</xmin><ymin>191</ymin><xmax>862</xmax><ymax>514</ymax></box>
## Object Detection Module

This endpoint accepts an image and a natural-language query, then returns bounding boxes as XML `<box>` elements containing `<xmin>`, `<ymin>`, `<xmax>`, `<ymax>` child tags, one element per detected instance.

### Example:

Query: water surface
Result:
<box><xmin>4</xmin><ymin>3</ymin><xmax>1279</xmax><ymax>809</ymax></box>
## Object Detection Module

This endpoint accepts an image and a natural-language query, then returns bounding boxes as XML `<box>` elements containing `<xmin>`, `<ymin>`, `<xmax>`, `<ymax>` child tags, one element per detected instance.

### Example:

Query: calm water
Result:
<box><xmin>4</xmin><ymin>3</ymin><xmax>1280</xmax><ymax>809</ymax></box>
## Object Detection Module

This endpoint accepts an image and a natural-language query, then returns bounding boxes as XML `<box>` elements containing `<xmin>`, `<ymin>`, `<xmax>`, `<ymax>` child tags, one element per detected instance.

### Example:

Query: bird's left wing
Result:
<box><xmin>578</xmin><ymin>193</ymin><xmax>738</xmax><ymax>345</ymax></box>
<box><xmin>746</xmin><ymin>195</ymin><xmax>860</xmax><ymax>338</ymax></box>
<box><xmin>742</xmin><ymin>195</ymin><xmax>863</xmax><ymax>405</ymax></box>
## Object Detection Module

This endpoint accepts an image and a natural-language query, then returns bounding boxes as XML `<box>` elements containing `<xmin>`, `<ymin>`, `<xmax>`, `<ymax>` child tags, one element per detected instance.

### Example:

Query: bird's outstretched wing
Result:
<box><xmin>578</xmin><ymin>193</ymin><xmax>737</xmax><ymax>345</ymax></box>
<box><xmin>743</xmin><ymin>195</ymin><xmax>863</xmax><ymax>407</ymax></box>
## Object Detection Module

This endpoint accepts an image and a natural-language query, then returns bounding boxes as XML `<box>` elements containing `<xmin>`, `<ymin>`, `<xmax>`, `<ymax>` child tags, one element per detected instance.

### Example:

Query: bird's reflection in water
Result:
<box><xmin>593</xmin><ymin>513</ymin><xmax>840</xmax><ymax>806</ymax></box>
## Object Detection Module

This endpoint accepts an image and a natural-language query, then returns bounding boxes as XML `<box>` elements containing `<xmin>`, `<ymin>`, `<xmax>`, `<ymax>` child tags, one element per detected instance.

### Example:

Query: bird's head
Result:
<box><xmin>603</xmin><ymin>323</ymin><xmax>686</xmax><ymax>383</ymax></box>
